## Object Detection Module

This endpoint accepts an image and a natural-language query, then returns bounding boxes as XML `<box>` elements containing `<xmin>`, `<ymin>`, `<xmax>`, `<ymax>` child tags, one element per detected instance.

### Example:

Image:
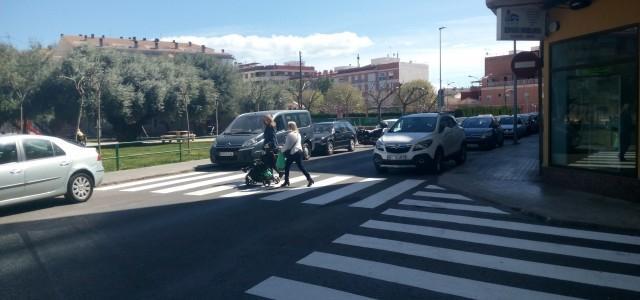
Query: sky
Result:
<box><xmin>0</xmin><ymin>0</ymin><xmax>537</xmax><ymax>88</ymax></box>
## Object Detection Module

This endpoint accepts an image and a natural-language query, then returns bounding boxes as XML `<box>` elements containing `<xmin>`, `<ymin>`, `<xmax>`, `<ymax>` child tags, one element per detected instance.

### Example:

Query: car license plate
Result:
<box><xmin>219</xmin><ymin>152</ymin><xmax>234</xmax><ymax>157</ymax></box>
<box><xmin>388</xmin><ymin>154</ymin><xmax>406</xmax><ymax>160</ymax></box>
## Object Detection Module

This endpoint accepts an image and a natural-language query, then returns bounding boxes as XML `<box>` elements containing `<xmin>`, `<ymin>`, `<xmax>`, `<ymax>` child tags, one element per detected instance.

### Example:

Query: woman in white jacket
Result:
<box><xmin>281</xmin><ymin>121</ymin><xmax>314</xmax><ymax>187</ymax></box>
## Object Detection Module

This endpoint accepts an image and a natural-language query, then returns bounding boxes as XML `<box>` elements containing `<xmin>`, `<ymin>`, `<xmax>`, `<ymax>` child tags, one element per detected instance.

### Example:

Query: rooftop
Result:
<box><xmin>58</xmin><ymin>34</ymin><xmax>234</xmax><ymax>59</ymax></box>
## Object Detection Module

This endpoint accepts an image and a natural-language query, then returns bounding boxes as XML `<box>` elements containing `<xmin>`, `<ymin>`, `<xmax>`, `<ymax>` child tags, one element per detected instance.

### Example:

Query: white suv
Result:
<box><xmin>373</xmin><ymin>113</ymin><xmax>466</xmax><ymax>173</ymax></box>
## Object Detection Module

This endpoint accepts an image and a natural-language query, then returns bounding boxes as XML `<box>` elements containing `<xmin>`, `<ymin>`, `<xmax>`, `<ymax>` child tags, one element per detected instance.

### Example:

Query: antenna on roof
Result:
<box><xmin>357</xmin><ymin>53</ymin><xmax>360</xmax><ymax>67</ymax></box>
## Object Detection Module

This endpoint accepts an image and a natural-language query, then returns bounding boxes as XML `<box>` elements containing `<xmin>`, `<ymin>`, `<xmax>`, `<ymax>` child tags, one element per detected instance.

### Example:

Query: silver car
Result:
<box><xmin>0</xmin><ymin>135</ymin><xmax>104</xmax><ymax>206</ymax></box>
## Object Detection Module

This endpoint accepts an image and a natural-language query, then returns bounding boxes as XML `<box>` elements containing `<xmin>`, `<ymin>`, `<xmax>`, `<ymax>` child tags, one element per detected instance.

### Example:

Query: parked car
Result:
<box><xmin>357</xmin><ymin>118</ymin><xmax>398</xmax><ymax>145</ymax></box>
<box><xmin>520</xmin><ymin>113</ymin><xmax>538</xmax><ymax>134</ymax></box>
<box><xmin>455</xmin><ymin>117</ymin><xmax>468</xmax><ymax>126</ymax></box>
<box><xmin>0</xmin><ymin>135</ymin><xmax>104</xmax><ymax>206</ymax></box>
<box><xmin>210</xmin><ymin>110</ymin><xmax>314</xmax><ymax>165</ymax></box>
<box><xmin>499</xmin><ymin>116</ymin><xmax>527</xmax><ymax>138</ymax></box>
<box><xmin>462</xmin><ymin>116</ymin><xmax>504</xmax><ymax>149</ymax></box>
<box><xmin>373</xmin><ymin>113</ymin><xmax>466</xmax><ymax>173</ymax></box>
<box><xmin>312</xmin><ymin>121</ymin><xmax>357</xmax><ymax>155</ymax></box>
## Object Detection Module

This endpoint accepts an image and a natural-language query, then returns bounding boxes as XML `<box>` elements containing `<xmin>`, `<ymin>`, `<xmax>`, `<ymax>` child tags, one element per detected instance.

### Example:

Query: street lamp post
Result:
<box><xmin>439</xmin><ymin>26</ymin><xmax>446</xmax><ymax>112</ymax></box>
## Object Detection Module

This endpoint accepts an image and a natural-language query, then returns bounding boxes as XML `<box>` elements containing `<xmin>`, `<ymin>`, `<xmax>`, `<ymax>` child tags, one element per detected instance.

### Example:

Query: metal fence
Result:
<box><xmin>96</xmin><ymin>136</ymin><xmax>214</xmax><ymax>171</ymax></box>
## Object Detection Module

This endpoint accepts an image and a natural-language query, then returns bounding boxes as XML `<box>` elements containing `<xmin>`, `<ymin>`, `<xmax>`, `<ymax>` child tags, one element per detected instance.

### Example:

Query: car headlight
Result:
<box><xmin>242</xmin><ymin>137</ymin><xmax>262</xmax><ymax>148</ymax></box>
<box><xmin>211</xmin><ymin>139</ymin><xmax>217</xmax><ymax>148</ymax></box>
<box><xmin>375</xmin><ymin>140</ymin><xmax>385</xmax><ymax>151</ymax></box>
<box><xmin>413</xmin><ymin>139</ymin><xmax>433</xmax><ymax>151</ymax></box>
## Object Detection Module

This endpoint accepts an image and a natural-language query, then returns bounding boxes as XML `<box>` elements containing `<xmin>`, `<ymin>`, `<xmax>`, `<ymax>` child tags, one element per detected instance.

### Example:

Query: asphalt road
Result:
<box><xmin>1</xmin><ymin>146</ymin><xmax>639</xmax><ymax>299</ymax></box>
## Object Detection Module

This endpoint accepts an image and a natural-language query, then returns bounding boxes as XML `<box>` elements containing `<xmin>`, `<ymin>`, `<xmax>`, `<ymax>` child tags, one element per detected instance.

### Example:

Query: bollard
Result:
<box><xmin>115</xmin><ymin>143</ymin><xmax>120</xmax><ymax>171</ymax></box>
<box><xmin>179</xmin><ymin>141</ymin><xmax>183</xmax><ymax>162</ymax></box>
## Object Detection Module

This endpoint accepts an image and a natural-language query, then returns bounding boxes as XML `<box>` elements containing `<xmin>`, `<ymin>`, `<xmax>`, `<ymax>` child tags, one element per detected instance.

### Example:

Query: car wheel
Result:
<box><xmin>65</xmin><ymin>172</ymin><xmax>94</xmax><ymax>203</ymax></box>
<box><xmin>431</xmin><ymin>149</ymin><xmax>444</xmax><ymax>174</ymax></box>
<box><xmin>325</xmin><ymin>142</ymin><xmax>334</xmax><ymax>156</ymax></box>
<box><xmin>374</xmin><ymin>163</ymin><xmax>388</xmax><ymax>173</ymax></box>
<box><xmin>347</xmin><ymin>139</ymin><xmax>355</xmax><ymax>152</ymax></box>
<box><xmin>455</xmin><ymin>144</ymin><xmax>467</xmax><ymax>165</ymax></box>
<box><xmin>303</xmin><ymin>143</ymin><xmax>311</xmax><ymax>160</ymax></box>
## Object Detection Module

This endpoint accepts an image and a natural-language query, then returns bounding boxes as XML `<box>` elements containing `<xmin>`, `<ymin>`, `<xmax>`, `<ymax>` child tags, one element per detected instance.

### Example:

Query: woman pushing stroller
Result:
<box><xmin>262</xmin><ymin>115</ymin><xmax>280</xmax><ymax>177</ymax></box>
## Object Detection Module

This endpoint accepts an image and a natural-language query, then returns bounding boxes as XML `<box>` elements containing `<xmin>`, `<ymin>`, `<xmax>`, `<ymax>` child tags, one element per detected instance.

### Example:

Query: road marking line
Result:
<box><xmin>363</xmin><ymin>220</ymin><xmax>640</xmax><ymax>265</ymax></box>
<box><xmin>335</xmin><ymin>233</ymin><xmax>640</xmax><ymax>292</ymax></box>
<box><xmin>121</xmin><ymin>172</ymin><xmax>232</xmax><ymax>192</ymax></box>
<box><xmin>413</xmin><ymin>191</ymin><xmax>472</xmax><ymax>201</ymax></box>
<box><xmin>350</xmin><ymin>179</ymin><xmax>424</xmax><ymax>209</ymax></box>
<box><xmin>221</xmin><ymin>175</ymin><xmax>313</xmax><ymax>198</ymax></box>
<box><xmin>297</xmin><ymin>252</ymin><xmax>579</xmax><ymax>300</ymax></box>
<box><xmin>399</xmin><ymin>199</ymin><xmax>508</xmax><ymax>214</ymax></box>
<box><xmin>261</xmin><ymin>176</ymin><xmax>352</xmax><ymax>201</ymax></box>
<box><xmin>381</xmin><ymin>209</ymin><xmax>640</xmax><ymax>247</ymax></box>
<box><xmin>95</xmin><ymin>172</ymin><xmax>203</xmax><ymax>191</ymax></box>
<box><xmin>246</xmin><ymin>276</ymin><xmax>373</xmax><ymax>300</ymax></box>
<box><xmin>425</xmin><ymin>184</ymin><xmax>446</xmax><ymax>191</ymax></box>
<box><xmin>303</xmin><ymin>178</ymin><xmax>385</xmax><ymax>205</ymax></box>
<box><xmin>152</xmin><ymin>173</ymin><xmax>246</xmax><ymax>194</ymax></box>
<box><xmin>184</xmin><ymin>184</ymin><xmax>238</xmax><ymax>196</ymax></box>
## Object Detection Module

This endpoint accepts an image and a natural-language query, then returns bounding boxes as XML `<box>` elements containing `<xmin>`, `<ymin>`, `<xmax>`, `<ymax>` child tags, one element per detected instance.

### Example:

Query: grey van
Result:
<box><xmin>210</xmin><ymin>110</ymin><xmax>314</xmax><ymax>165</ymax></box>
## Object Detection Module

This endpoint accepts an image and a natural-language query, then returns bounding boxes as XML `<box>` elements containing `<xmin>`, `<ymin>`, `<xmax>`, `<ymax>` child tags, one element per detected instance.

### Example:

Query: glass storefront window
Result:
<box><xmin>550</xmin><ymin>26</ymin><xmax>638</xmax><ymax>177</ymax></box>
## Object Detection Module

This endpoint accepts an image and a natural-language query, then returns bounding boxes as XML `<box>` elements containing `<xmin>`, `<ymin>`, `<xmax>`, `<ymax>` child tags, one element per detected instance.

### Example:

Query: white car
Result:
<box><xmin>373</xmin><ymin>113</ymin><xmax>466</xmax><ymax>173</ymax></box>
<box><xmin>0</xmin><ymin>135</ymin><xmax>104</xmax><ymax>206</ymax></box>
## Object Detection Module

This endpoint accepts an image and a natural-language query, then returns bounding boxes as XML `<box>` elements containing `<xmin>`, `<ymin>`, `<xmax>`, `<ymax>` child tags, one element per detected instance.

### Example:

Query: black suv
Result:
<box><xmin>313</xmin><ymin>121</ymin><xmax>357</xmax><ymax>155</ymax></box>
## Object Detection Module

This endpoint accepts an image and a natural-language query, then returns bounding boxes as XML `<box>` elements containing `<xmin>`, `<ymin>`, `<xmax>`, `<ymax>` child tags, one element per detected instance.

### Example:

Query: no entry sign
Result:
<box><xmin>511</xmin><ymin>51</ymin><xmax>541</xmax><ymax>79</ymax></box>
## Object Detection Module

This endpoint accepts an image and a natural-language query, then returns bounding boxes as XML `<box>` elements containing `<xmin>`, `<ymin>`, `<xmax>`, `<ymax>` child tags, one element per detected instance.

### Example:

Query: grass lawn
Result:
<box><xmin>99</xmin><ymin>141</ymin><xmax>212</xmax><ymax>172</ymax></box>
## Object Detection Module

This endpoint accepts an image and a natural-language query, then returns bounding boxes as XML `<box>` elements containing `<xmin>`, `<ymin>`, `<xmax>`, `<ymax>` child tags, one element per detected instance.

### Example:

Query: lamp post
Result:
<box><xmin>438</xmin><ymin>26</ymin><xmax>446</xmax><ymax>112</ymax></box>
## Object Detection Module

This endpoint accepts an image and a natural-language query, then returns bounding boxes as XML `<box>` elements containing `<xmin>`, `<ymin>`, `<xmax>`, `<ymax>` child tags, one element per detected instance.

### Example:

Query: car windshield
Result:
<box><xmin>224</xmin><ymin>114</ymin><xmax>265</xmax><ymax>134</ymax></box>
<box><xmin>463</xmin><ymin>118</ymin><xmax>492</xmax><ymax>128</ymax></box>
<box><xmin>500</xmin><ymin>117</ymin><xmax>514</xmax><ymax>125</ymax></box>
<box><xmin>314</xmin><ymin>124</ymin><xmax>333</xmax><ymax>133</ymax></box>
<box><xmin>388</xmin><ymin>117</ymin><xmax>437</xmax><ymax>133</ymax></box>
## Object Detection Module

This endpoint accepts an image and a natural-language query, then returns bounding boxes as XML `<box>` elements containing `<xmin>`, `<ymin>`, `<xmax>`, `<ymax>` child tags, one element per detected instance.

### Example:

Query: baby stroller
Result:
<box><xmin>242</xmin><ymin>151</ymin><xmax>281</xmax><ymax>186</ymax></box>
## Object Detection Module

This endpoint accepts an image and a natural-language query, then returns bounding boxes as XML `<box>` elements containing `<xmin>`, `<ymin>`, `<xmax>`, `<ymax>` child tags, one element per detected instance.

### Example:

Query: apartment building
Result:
<box><xmin>54</xmin><ymin>33</ymin><xmax>235</xmax><ymax>63</ymax></box>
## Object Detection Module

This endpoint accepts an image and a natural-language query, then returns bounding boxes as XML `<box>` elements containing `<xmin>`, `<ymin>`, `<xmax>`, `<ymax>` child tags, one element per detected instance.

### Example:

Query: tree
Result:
<box><xmin>0</xmin><ymin>43</ymin><xmax>52</xmax><ymax>133</ymax></box>
<box><xmin>395</xmin><ymin>80</ymin><xmax>435</xmax><ymax>115</ymax></box>
<box><xmin>301</xmin><ymin>89</ymin><xmax>324</xmax><ymax>113</ymax></box>
<box><xmin>175</xmin><ymin>53</ymin><xmax>241</xmax><ymax>124</ymax></box>
<box><xmin>366</xmin><ymin>82</ymin><xmax>397</xmax><ymax>121</ymax></box>
<box><xmin>325</xmin><ymin>83</ymin><xmax>364</xmax><ymax>118</ymax></box>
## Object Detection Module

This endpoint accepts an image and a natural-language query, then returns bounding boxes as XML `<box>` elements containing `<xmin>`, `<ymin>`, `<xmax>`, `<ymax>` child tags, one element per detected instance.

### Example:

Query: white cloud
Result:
<box><xmin>161</xmin><ymin>32</ymin><xmax>373</xmax><ymax>64</ymax></box>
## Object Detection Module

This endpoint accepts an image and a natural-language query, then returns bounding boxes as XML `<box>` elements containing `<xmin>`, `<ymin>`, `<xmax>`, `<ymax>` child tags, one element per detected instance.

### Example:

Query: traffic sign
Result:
<box><xmin>511</xmin><ymin>51</ymin><xmax>541</xmax><ymax>79</ymax></box>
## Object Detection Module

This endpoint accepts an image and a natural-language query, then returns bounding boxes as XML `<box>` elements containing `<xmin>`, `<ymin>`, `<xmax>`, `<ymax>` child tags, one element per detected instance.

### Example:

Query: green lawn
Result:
<box><xmin>99</xmin><ymin>141</ymin><xmax>212</xmax><ymax>172</ymax></box>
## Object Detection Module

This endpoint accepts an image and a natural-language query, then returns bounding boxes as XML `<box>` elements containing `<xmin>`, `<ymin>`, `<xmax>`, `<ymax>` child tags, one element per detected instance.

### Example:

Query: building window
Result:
<box><xmin>550</xmin><ymin>26</ymin><xmax>638</xmax><ymax>177</ymax></box>
<box><xmin>486</xmin><ymin>95</ymin><xmax>492</xmax><ymax>102</ymax></box>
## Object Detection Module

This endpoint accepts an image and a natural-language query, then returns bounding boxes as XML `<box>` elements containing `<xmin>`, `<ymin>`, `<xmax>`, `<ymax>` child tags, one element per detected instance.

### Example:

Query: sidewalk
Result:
<box><xmin>101</xmin><ymin>159</ymin><xmax>214</xmax><ymax>186</ymax></box>
<box><xmin>438</xmin><ymin>135</ymin><xmax>640</xmax><ymax>231</ymax></box>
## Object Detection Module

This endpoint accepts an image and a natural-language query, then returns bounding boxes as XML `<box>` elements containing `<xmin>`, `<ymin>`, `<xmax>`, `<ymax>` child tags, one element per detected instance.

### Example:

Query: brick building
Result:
<box><xmin>478</xmin><ymin>49</ymin><xmax>540</xmax><ymax>113</ymax></box>
<box><xmin>331</xmin><ymin>57</ymin><xmax>429</xmax><ymax>112</ymax></box>
<box><xmin>238</xmin><ymin>61</ymin><xmax>316</xmax><ymax>82</ymax></box>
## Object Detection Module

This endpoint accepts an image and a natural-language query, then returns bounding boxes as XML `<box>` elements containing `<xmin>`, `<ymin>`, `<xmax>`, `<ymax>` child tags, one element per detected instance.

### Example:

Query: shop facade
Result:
<box><xmin>487</xmin><ymin>0</ymin><xmax>640</xmax><ymax>200</ymax></box>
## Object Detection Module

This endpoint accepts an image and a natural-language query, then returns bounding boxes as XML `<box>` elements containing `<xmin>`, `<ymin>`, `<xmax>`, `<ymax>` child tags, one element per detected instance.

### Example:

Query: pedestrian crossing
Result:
<box><xmin>247</xmin><ymin>187</ymin><xmax>640</xmax><ymax>299</ymax></box>
<box><xmin>95</xmin><ymin>171</ymin><xmax>429</xmax><ymax>209</ymax></box>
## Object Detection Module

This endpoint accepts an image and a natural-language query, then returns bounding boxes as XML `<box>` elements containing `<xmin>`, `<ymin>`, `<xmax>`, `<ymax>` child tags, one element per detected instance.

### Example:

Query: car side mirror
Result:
<box><xmin>382</xmin><ymin>128</ymin><xmax>389</xmax><ymax>134</ymax></box>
